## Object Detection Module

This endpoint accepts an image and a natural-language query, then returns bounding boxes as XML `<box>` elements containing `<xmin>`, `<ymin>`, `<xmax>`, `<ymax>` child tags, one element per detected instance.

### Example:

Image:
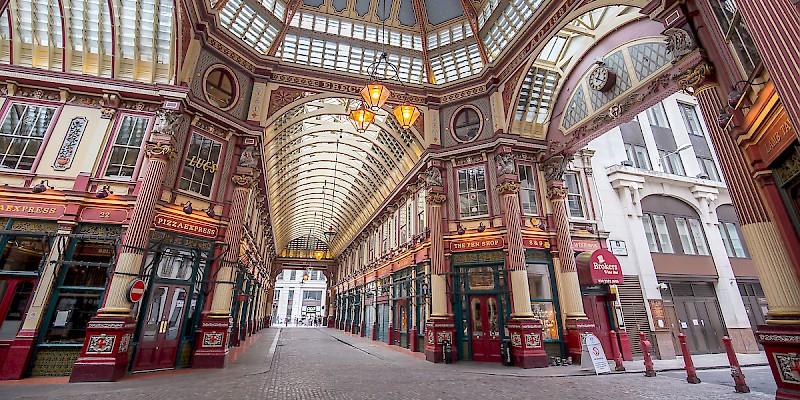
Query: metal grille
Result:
<box><xmin>617</xmin><ymin>275</ymin><xmax>651</xmax><ymax>356</ymax></box>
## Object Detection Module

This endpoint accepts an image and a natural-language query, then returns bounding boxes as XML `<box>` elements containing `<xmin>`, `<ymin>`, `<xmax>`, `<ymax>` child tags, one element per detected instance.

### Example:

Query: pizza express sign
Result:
<box><xmin>576</xmin><ymin>249</ymin><xmax>623</xmax><ymax>285</ymax></box>
<box><xmin>154</xmin><ymin>214</ymin><xmax>218</xmax><ymax>239</ymax></box>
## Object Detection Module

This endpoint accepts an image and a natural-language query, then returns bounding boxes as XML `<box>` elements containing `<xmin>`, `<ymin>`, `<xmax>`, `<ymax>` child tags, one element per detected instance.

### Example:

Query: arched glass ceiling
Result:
<box><xmin>513</xmin><ymin>6</ymin><xmax>641</xmax><ymax>133</ymax></box>
<box><xmin>210</xmin><ymin>0</ymin><xmax>553</xmax><ymax>84</ymax></box>
<box><xmin>0</xmin><ymin>0</ymin><xmax>176</xmax><ymax>83</ymax></box>
<box><xmin>265</xmin><ymin>97</ymin><xmax>423</xmax><ymax>256</ymax></box>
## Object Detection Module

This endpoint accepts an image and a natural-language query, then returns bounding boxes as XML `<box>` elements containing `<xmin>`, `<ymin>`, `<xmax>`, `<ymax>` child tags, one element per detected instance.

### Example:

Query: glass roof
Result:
<box><xmin>266</xmin><ymin>97</ymin><xmax>424</xmax><ymax>256</ymax></box>
<box><xmin>211</xmin><ymin>0</ymin><xmax>552</xmax><ymax>84</ymax></box>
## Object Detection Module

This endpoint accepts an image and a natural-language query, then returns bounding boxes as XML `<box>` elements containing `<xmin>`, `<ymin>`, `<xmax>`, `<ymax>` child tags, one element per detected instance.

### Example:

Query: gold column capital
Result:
<box><xmin>547</xmin><ymin>185</ymin><xmax>568</xmax><ymax>201</ymax></box>
<box><xmin>496</xmin><ymin>181</ymin><xmax>521</xmax><ymax>195</ymax></box>
<box><xmin>426</xmin><ymin>192</ymin><xmax>447</xmax><ymax>205</ymax></box>
<box><xmin>144</xmin><ymin>141</ymin><xmax>177</xmax><ymax>160</ymax></box>
<box><xmin>232</xmin><ymin>174</ymin><xmax>257</xmax><ymax>188</ymax></box>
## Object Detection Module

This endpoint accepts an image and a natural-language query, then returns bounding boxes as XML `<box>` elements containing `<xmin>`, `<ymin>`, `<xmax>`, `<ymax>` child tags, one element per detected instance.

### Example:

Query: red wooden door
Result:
<box><xmin>0</xmin><ymin>279</ymin><xmax>36</xmax><ymax>367</ymax></box>
<box><xmin>469</xmin><ymin>295</ymin><xmax>501</xmax><ymax>362</ymax></box>
<box><xmin>133</xmin><ymin>284</ymin><xmax>189</xmax><ymax>371</ymax></box>
<box><xmin>583</xmin><ymin>294</ymin><xmax>613</xmax><ymax>359</ymax></box>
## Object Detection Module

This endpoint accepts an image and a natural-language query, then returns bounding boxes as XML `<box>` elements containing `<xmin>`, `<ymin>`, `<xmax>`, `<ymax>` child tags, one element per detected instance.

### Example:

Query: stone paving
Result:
<box><xmin>0</xmin><ymin>327</ymin><xmax>775</xmax><ymax>400</ymax></box>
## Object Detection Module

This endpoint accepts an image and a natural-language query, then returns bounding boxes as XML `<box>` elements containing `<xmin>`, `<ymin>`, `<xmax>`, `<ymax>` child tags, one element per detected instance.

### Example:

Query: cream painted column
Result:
<box><xmin>496</xmin><ymin>178</ymin><xmax>534</xmax><ymax>318</ymax></box>
<box><xmin>545</xmin><ymin>181</ymin><xmax>586</xmax><ymax>320</ymax></box>
<box><xmin>209</xmin><ymin>174</ymin><xmax>255</xmax><ymax>316</ymax></box>
<box><xmin>426</xmin><ymin>189</ymin><xmax>448</xmax><ymax>317</ymax></box>
<box><xmin>101</xmin><ymin>126</ymin><xmax>178</xmax><ymax>315</ymax></box>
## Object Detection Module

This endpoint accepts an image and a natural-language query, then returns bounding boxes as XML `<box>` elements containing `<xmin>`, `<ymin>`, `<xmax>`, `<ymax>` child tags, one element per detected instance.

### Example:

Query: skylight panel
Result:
<box><xmin>516</xmin><ymin>67</ymin><xmax>559</xmax><ymax>123</ymax></box>
<box><xmin>221</xmin><ymin>0</ymin><xmax>279</xmax><ymax>54</ymax></box>
<box><xmin>538</xmin><ymin>35</ymin><xmax>568</xmax><ymax>63</ymax></box>
<box><xmin>478</xmin><ymin>0</ymin><xmax>499</xmax><ymax>29</ymax></box>
<box><xmin>429</xmin><ymin>43</ymin><xmax>483</xmax><ymax>83</ymax></box>
<box><xmin>482</xmin><ymin>0</ymin><xmax>544</xmax><ymax>62</ymax></box>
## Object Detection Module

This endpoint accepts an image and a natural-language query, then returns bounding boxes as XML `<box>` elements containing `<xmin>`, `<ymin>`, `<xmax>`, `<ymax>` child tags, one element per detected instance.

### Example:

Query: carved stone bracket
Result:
<box><xmin>232</xmin><ymin>174</ymin><xmax>257</xmax><ymax>188</ymax></box>
<box><xmin>426</xmin><ymin>193</ymin><xmax>447</xmax><ymax>205</ymax></box>
<box><xmin>496</xmin><ymin>181</ymin><xmax>521</xmax><ymax>195</ymax></box>
<box><xmin>664</xmin><ymin>28</ymin><xmax>696</xmax><ymax>62</ymax></box>
<box><xmin>542</xmin><ymin>154</ymin><xmax>572</xmax><ymax>182</ymax></box>
<box><xmin>674</xmin><ymin>60</ymin><xmax>714</xmax><ymax>92</ymax></box>
<box><xmin>424</xmin><ymin>167</ymin><xmax>443</xmax><ymax>188</ymax></box>
<box><xmin>145</xmin><ymin>142</ymin><xmax>177</xmax><ymax>160</ymax></box>
<box><xmin>152</xmin><ymin>109</ymin><xmax>186</xmax><ymax>137</ymax></box>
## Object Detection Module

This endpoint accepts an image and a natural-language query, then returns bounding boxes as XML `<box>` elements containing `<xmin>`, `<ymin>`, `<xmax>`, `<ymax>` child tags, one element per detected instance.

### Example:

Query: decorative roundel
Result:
<box><xmin>450</xmin><ymin>105</ymin><xmax>483</xmax><ymax>143</ymax></box>
<box><xmin>588</xmin><ymin>64</ymin><xmax>617</xmax><ymax>92</ymax></box>
<box><xmin>203</xmin><ymin>65</ymin><xmax>239</xmax><ymax>110</ymax></box>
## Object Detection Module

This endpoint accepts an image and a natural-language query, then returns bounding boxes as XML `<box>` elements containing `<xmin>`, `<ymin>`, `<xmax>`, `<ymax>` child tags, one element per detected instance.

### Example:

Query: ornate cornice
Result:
<box><xmin>426</xmin><ymin>193</ymin><xmax>447</xmax><ymax>205</ymax></box>
<box><xmin>674</xmin><ymin>60</ymin><xmax>714</xmax><ymax>92</ymax></box>
<box><xmin>496</xmin><ymin>181</ymin><xmax>521</xmax><ymax>195</ymax></box>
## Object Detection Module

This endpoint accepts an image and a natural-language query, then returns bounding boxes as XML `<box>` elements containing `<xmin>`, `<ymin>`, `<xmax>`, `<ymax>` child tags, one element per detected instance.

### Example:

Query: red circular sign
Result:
<box><xmin>128</xmin><ymin>279</ymin><xmax>146</xmax><ymax>303</ymax></box>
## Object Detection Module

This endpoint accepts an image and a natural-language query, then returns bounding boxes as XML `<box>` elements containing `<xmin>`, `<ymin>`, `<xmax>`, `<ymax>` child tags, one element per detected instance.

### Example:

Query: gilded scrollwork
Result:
<box><xmin>144</xmin><ymin>142</ymin><xmax>177</xmax><ymax>160</ymax></box>
<box><xmin>674</xmin><ymin>61</ymin><xmax>714</xmax><ymax>92</ymax></box>
<box><xmin>546</xmin><ymin>186</ymin><xmax>568</xmax><ymax>201</ymax></box>
<box><xmin>496</xmin><ymin>181</ymin><xmax>521</xmax><ymax>195</ymax></box>
<box><xmin>232</xmin><ymin>174</ymin><xmax>257</xmax><ymax>188</ymax></box>
<box><xmin>426</xmin><ymin>193</ymin><xmax>447</xmax><ymax>205</ymax></box>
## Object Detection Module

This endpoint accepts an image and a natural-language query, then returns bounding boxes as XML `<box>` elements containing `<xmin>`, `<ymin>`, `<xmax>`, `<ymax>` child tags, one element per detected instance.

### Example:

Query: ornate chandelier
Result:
<box><xmin>348</xmin><ymin>1</ymin><xmax>421</xmax><ymax>131</ymax></box>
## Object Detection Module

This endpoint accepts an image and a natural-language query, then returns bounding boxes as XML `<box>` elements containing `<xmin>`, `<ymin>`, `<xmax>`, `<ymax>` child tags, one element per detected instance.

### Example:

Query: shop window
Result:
<box><xmin>527</xmin><ymin>262</ymin><xmax>558</xmax><ymax>340</ymax></box>
<box><xmin>697</xmin><ymin>157</ymin><xmax>720</xmax><ymax>181</ymax></box>
<box><xmin>679</xmin><ymin>103</ymin><xmax>704</xmax><ymax>137</ymax></box>
<box><xmin>458</xmin><ymin>167</ymin><xmax>489</xmax><ymax>218</ymax></box>
<box><xmin>564</xmin><ymin>173</ymin><xmax>586</xmax><ymax>219</ymax></box>
<box><xmin>0</xmin><ymin>280</ymin><xmax>34</xmax><ymax>340</ymax></box>
<box><xmin>0</xmin><ymin>103</ymin><xmax>56</xmax><ymax>171</ymax></box>
<box><xmin>708</xmin><ymin>0</ymin><xmax>761</xmax><ymax>77</ymax></box>
<box><xmin>625</xmin><ymin>143</ymin><xmax>651</xmax><ymax>169</ymax></box>
<box><xmin>156</xmin><ymin>248</ymin><xmax>194</xmax><ymax>281</ymax></box>
<box><xmin>179</xmin><ymin>133</ymin><xmax>222</xmax><ymax>197</ymax></box>
<box><xmin>105</xmin><ymin>115</ymin><xmax>150</xmax><ymax>178</ymax></box>
<box><xmin>467</xmin><ymin>266</ymin><xmax>494</xmax><ymax>290</ymax></box>
<box><xmin>518</xmin><ymin>164</ymin><xmax>539</xmax><ymax>215</ymax></box>
<box><xmin>0</xmin><ymin>235</ymin><xmax>47</xmax><ymax>273</ymax></box>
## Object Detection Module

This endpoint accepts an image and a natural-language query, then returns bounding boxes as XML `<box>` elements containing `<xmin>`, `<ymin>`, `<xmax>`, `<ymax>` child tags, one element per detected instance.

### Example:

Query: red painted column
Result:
<box><xmin>192</xmin><ymin>170</ymin><xmax>255</xmax><ymax>368</ymax></box>
<box><xmin>71</xmin><ymin>109</ymin><xmax>182</xmax><ymax>382</ymax></box>
<box><xmin>544</xmin><ymin>155</ymin><xmax>594</xmax><ymax>364</ymax></box>
<box><xmin>735</xmin><ymin>0</ymin><xmax>800</xmax><ymax>136</ymax></box>
<box><xmin>496</xmin><ymin>152</ymin><xmax>548</xmax><ymax>368</ymax></box>
<box><xmin>423</xmin><ymin>164</ymin><xmax>455</xmax><ymax>363</ymax></box>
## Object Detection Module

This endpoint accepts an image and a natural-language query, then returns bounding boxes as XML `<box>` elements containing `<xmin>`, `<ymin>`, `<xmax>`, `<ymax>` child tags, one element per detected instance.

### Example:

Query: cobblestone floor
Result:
<box><xmin>0</xmin><ymin>327</ymin><xmax>775</xmax><ymax>400</ymax></box>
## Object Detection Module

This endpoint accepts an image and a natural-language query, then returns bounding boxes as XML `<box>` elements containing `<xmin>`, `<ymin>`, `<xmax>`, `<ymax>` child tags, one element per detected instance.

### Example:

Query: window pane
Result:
<box><xmin>42</xmin><ymin>291</ymin><xmax>102</xmax><ymax>344</ymax></box>
<box><xmin>179</xmin><ymin>133</ymin><xmax>223</xmax><ymax>197</ymax></box>
<box><xmin>527</xmin><ymin>263</ymin><xmax>551</xmax><ymax>300</ymax></box>
<box><xmin>458</xmin><ymin>167</ymin><xmax>489</xmax><ymax>218</ymax></box>
<box><xmin>106</xmin><ymin>115</ymin><xmax>149</xmax><ymax>177</ymax></box>
<box><xmin>564</xmin><ymin>173</ymin><xmax>585</xmax><ymax>218</ymax></box>
<box><xmin>716</xmin><ymin>224</ymin><xmax>733</xmax><ymax>257</ymax></box>
<box><xmin>518</xmin><ymin>165</ymin><xmax>538</xmax><ymax>214</ymax></box>
<box><xmin>0</xmin><ymin>104</ymin><xmax>55</xmax><ymax>170</ymax></box>
<box><xmin>652</xmin><ymin>215</ymin><xmax>674</xmax><ymax>253</ymax></box>
<box><xmin>0</xmin><ymin>236</ymin><xmax>46</xmax><ymax>272</ymax></box>
<box><xmin>675</xmin><ymin>217</ymin><xmax>695</xmax><ymax>255</ymax></box>
<box><xmin>725</xmin><ymin>222</ymin><xmax>746</xmax><ymax>257</ymax></box>
<box><xmin>679</xmin><ymin>103</ymin><xmax>704</xmax><ymax>136</ymax></box>
<box><xmin>688</xmin><ymin>219</ymin><xmax>709</xmax><ymax>256</ymax></box>
<box><xmin>642</xmin><ymin>214</ymin><xmax>659</xmax><ymax>252</ymax></box>
<box><xmin>0</xmin><ymin>281</ymin><xmax>34</xmax><ymax>340</ymax></box>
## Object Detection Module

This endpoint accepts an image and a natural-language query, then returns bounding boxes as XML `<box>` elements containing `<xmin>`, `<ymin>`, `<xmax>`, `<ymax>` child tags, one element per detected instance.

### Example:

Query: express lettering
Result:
<box><xmin>0</xmin><ymin>204</ymin><xmax>59</xmax><ymax>214</ymax></box>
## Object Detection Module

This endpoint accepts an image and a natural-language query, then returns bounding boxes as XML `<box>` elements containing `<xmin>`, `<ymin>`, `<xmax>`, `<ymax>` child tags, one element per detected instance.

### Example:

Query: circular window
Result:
<box><xmin>451</xmin><ymin>106</ymin><xmax>482</xmax><ymax>143</ymax></box>
<box><xmin>204</xmin><ymin>66</ymin><xmax>238</xmax><ymax>110</ymax></box>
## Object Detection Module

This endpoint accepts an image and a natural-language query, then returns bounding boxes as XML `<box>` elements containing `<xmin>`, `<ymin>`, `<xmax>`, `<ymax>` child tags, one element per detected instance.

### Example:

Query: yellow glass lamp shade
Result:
<box><xmin>361</xmin><ymin>83</ymin><xmax>391</xmax><ymax>111</ymax></box>
<box><xmin>349</xmin><ymin>104</ymin><xmax>376</xmax><ymax>133</ymax></box>
<box><xmin>314</xmin><ymin>250</ymin><xmax>324</xmax><ymax>260</ymax></box>
<box><xmin>393</xmin><ymin>102</ymin><xmax>421</xmax><ymax>129</ymax></box>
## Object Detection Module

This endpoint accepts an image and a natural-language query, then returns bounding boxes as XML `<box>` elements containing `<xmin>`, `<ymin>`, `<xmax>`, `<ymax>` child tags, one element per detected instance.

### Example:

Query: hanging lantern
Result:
<box><xmin>361</xmin><ymin>82</ymin><xmax>391</xmax><ymax>111</ymax></box>
<box><xmin>392</xmin><ymin>101</ymin><xmax>421</xmax><ymax>129</ymax></box>
<box><xmin>314</xmin><ymin>250</ymin><xmax>325</xmax><ymax>260</ymax></box>
<box><xmin>349</xmin><ymin>103</ymin><xmax>376</xmax><ymax>133</ymax></box>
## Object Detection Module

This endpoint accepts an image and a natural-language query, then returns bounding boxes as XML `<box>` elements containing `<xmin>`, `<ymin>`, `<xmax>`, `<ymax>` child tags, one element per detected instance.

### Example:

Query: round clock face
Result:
<box><xmin>589</xmin><ymin>66</ymin><xmax>616</xmax><ymax>92</ymax></box>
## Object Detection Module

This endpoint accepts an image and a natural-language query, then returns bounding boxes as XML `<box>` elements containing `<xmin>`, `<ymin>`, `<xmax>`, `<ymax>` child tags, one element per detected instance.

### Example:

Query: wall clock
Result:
<box><xmin>588</xmin><ymin>63</ymin><xmax>616</xmax><ymax>92</ymax></box>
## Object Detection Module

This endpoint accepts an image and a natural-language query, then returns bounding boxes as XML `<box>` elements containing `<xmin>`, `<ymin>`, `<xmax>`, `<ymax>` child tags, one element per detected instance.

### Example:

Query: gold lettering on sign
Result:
<box><xmin>186</xmin><ymin>156</ymin><xmax>219</xmax><ymax>173</ymax></box>
<box><xmin>451</xmin><ymin>238</ymin><xmax>501</xmax><ymax>251</ymax></box>
<box><xmin>0</xmin><ymin>204</ymin><xmax>58</xmax><ymax>214</ymax></box>
<box><xmin>764</xmin><ymin>119</ymin><xmax>793</xmax><ymax>154</ymax></box>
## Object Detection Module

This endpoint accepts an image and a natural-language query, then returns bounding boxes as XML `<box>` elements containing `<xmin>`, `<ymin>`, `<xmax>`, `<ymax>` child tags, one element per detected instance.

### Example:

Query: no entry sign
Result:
<box><xmin>128</xmin><ymin>279</ymin><xmax>146</xmax><ymax>303</ymax></box>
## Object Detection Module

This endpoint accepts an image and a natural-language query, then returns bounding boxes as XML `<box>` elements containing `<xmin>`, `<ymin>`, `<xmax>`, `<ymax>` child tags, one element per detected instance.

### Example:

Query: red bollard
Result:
<box><xmin>722</xmin><ymin>336</ymin><xmax>750</xmax><ymax>393</ymax></box>
<box><xmin>638</xmin><ymin>332</ymin><xmax>656</xmax><ymax>377</ymax></box>
<box><xmin>610</xmin><ymin>331</ymin><xmax>625</xmax><ymax>371</ymax></box>
<box><xmin>678</xmin><ymin>333</ymin><xmax>700</xmax><ymax>384</ymax></box>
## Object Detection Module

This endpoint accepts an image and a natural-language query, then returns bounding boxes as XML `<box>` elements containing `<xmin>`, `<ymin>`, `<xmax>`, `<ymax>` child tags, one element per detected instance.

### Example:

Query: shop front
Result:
<box><xmin>576</xmin><ymin>248</ymin><xmax>625</xmax><ymax>360</ymax></box>
<box><xmin>131</xmin><ymin>228</ymin><xmax>213</xmax><ymax>372</ymax></box>
<box><xmin>391</xmin><ymin>268</ymin><xmax>412</xmax><ymax>348</ymax></box>
<box><xmin>451</xmin><ymin>250</ymin><xmax>510</xmax><ymax>362</ymax></box>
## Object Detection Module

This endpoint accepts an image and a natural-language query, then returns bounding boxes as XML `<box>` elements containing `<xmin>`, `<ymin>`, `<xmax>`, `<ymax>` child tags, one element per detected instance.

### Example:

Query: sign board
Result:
<box><xmin>522</xmin><ymin>236</ymin><xmax>550</xmax><ymax>249</ymax></box>
<box><xmin>758</xmin><ymin>112</ymin><xmax>795</xmax><ymax>166</ymax></box>
<box><xmin>154</xmin><ymin>214</ymin><xmax>219</xmax><ymax>239</ymax></box>
<box><xmin>305</xmin><ymin>306</ymin><xmax>317</xmax><ymax>313</ymax></box>
<box><xmin>607</xmin><ymin>240</ymin><xmax>627</xmax><ymax>256</ymax></box>
<box><xmin>80</xmin><ymin>207</ymin><xmax>128</xmax><ymax>224</ymax></box>
<box><xmin>572</xmin><ymin>239</ymin><xmax>601</xmax><ymax>252</ymax></box>
<box><xmin>421</xmin><ymin>283</ymin><xmax>429</xmax><ymax>295</ymax></box>
<box><xmin>648</xmin><ymin>299</ymin><xmax>670</xmax><ymax>331</ymax></box>
<box><xmin>0</xmin><ymin>202</ymin><xmax>66</xmax><ymax>220</ymax></box>
<box><xmin>576</xmin><ymin>249</ymin><xmax>624</xmax><ymax>285</ymax></box>
<box><xmin>580</xmin><ymin>333</ymin><xmax>611</xmax><ymax>374</ymax></box>
<box><xmin>449</xmin><ymin>236</ymin><xmax>504</xmax><ymax>252</ymax></box>
<box><xmin>128</xmin><ymin>279</ymin><xmax>146</xmax><ymax>303</ymax></box>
